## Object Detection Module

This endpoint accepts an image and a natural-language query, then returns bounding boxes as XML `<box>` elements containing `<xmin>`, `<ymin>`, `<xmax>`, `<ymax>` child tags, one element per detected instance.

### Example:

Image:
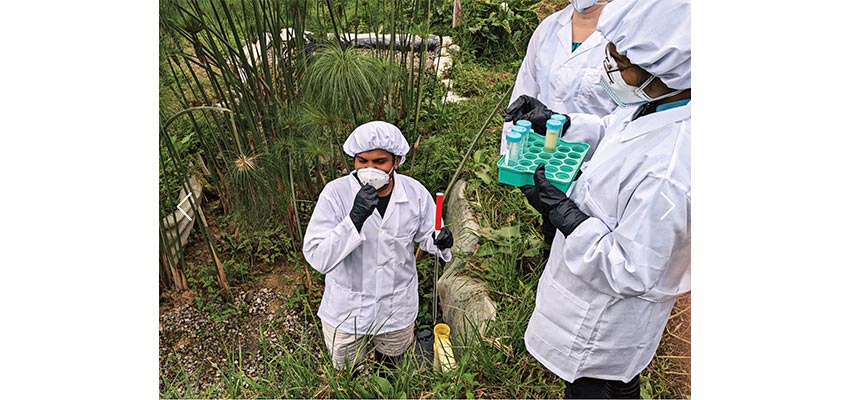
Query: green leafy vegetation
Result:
<box><xmin>454</xmin><ymin>0</ymin><xmax>541</xmax><ymax>63</ymax></box>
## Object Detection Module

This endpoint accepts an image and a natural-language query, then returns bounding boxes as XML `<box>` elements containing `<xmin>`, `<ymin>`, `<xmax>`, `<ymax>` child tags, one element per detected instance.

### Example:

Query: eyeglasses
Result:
<box><xmin>603</xmin><ymin>51</ymin><xmax>638</xmax><ymax>84</ymax></box>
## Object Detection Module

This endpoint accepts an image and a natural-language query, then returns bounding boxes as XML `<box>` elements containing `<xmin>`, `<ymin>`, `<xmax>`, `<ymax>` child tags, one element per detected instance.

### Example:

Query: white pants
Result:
<box><xmin>321</xmin><ymin>320</ymin><xmax>415</xmax><ymax>369</ymax></box>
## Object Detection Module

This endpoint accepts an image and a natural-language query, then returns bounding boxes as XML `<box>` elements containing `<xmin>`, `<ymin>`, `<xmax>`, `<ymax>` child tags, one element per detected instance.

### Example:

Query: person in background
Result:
<box><xmin>302</xmin><ymin>121</ymin><xmax>453</xmax><ymax>371</ymax></box>
<box><xmin>518</xmin><ymin>0</ymin><xmax>691</xmax><ymax>398</ymax></box>
<box><xmin>502</xmin><ymin>0</ymin><xmax>616</xmax><ymax>249</ymax></box>
<box><xmin>502</xmin><ymin>0</ymin><xmax>616</xmax><ymax>153</ymax></box>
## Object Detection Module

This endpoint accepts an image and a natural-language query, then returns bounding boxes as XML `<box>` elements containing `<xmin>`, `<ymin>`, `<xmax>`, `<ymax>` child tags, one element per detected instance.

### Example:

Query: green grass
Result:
<box><xmin>161</xmin><ymin>271</ymin><xmax>566</xmax><ymax>399</ymax></box>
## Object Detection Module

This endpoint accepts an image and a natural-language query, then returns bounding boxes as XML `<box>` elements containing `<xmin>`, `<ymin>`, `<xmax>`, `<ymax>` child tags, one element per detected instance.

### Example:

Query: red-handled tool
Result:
<box><xmin>435</xmin><ymin>193</ymin><xmax>444</xmax><ymax>232</ymax></box>
<box><xmin>433</xmin><ymin>192</ymin><xmax>444</xmax><ymax>326</ymax></box>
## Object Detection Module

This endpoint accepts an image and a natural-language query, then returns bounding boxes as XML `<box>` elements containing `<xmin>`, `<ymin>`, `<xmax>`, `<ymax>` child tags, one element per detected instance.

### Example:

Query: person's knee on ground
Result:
<box><xmin>321</xmin><ymin>321</ymin><xmax>373</xmax><ymax>371</ymax></box>
<box><xmin>375</xmin><ymin>350</ymin><xmax>405</xmax><ymax>371</ymax></box>
<box><xmin>372</xmin><ymin>323</ymin><xmax>415</xmax><ymax>371</ymax></box>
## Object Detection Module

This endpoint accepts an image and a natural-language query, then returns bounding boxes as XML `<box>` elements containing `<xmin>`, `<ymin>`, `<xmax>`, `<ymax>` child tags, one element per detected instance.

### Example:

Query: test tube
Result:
<box><xmin>505</xmin><ymin>131</ymin><xmax>522</xmax><ymax>166</ymax></box>
<box><xmin>551</xmin><ymin>114</ymin><xmax>567</xmax><ymax>134</ymax></box>
<box><xmin>511</xmin><ymin>125</ymin><xmax>529</xmax><ymax>153</ymax></box>
<box><xmin>514</xmin><ymin>119</ymin><xmax>531</xmax><ymax>151</ymax></box>
<box><xmin>516</xmin><ymin>119</ymin><xmax>532</xmax><ymax>133</ymax></box>
<box><xmin>543</xmin><ymin>119</ymin><xmax>564</xmax><ymax>153</ymax></box>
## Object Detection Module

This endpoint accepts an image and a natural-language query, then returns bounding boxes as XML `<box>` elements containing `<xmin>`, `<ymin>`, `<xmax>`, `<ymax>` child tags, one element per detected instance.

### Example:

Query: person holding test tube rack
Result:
<box><xmin>302</xmin><ymin>121</ymin><xmax>453</xmax><ymax>373</ymax></box>
<box><xmin>517</xmin><ymin>0</ymin><xmax>691</xmax><ymax>397</ymax></box>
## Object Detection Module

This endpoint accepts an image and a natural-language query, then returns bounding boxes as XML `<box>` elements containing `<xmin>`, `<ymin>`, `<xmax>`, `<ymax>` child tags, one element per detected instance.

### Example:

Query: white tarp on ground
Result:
<box><xmin>437</xmin><ymin>180</ymin><xmax>497</xmax><ymax>350</ymax></box>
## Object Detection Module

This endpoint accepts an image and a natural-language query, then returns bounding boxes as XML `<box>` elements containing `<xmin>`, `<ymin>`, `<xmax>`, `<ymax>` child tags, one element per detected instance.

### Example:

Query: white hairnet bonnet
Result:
<box><xmin>596</xmin><ymin>0</ymin><xmax>691</xmax><ymax>90</ymax></box>
<box><xmin>343</xmin><ymin>121</ymin><xmax>411</xmax><ymax>165</ymax></box>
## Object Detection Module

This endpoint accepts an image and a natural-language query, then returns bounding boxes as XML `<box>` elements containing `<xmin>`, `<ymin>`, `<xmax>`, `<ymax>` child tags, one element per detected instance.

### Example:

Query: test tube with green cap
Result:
<box><xmin>511</xmin><ymin>125</ymin><xmax>529</xmax><ymax>153</ymax></box>
<box><xmin>544</xmin><ymin>119</ymin><xmax>564</xmax><ymax>153</ymax></box>
<box><xmin>505</xmin><ymin>131</ymin><xmax>522</xmax><ymax>166</ymax></box>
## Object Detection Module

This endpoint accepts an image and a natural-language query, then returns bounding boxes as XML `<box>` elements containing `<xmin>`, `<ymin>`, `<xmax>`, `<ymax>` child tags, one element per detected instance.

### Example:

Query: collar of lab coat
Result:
<box><xmin>619</xmin><ymin>102</ymin><xmax>691</xmax><ymax>142</ymax></box>
<box><xmin>556</xmin><ymin>7</ymin><xmax>603</xmax><ymax>59</ymax></box>
<box><xmin>556</xmin><ymin>5</ymin><xmax>575</xmax><ymax>26</ymax></box>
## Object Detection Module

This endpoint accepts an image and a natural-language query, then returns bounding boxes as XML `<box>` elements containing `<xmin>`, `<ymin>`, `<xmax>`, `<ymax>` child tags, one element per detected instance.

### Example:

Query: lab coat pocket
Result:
<box><xmin>576</xmin><ymin>66</ymin><xmax>613</xmax><ymax>115</ymax></box>
<box><xmin>390</xmin><ymin>276</ymin><xmax>418</xmax><ymax>322</ymax></box>
<box><xmin>382</xmin><ymin>232</ymin><xmax>414</xmax><ymax>291</ymax></box>
<box><xmin>391</xmin><ymin>230</ymin><xmax>414</xmax><ymax>257</ymax></box>
<box><xmin>536</xmin><ymin>273</ymin><xmax>593</xmax><ymax>359</ymax></box>
<box><xmin>551</xmin><ymin>67</ymin><xmax>572</xmax><ymax>105</ymax></box>
<box><xmin>325</xmin><ymin>278</ymin><xmax>363</xmax><ymax>325</ymax></box>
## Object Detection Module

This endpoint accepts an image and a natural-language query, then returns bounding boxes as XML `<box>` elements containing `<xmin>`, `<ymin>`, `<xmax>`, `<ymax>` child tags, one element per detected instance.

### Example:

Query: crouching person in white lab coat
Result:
<box><xmin>302</xmin><ymin>121</ymin><xmax>453</xmax><ymax>372</ymax></box>
<box><xmin>518</xmin><ymin>0</ymin><xmax>691</xmax><ymax>398</ymax></box>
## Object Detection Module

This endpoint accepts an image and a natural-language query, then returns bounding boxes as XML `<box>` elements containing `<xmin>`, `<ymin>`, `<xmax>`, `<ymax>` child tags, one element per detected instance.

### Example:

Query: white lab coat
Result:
<box><xmin>303</xmin><ymin>172</ymin><xmax>451</xmax><ymax>335</ymax></box>
<box><xmin>501</xmin><ymin>6</ymin><xmax>618</xmax><ymax>155</ymax></box>
<box><xmin>524</xmin><ymin>103</ymin><xmax>691</xmax><ymax>382</ymax></box>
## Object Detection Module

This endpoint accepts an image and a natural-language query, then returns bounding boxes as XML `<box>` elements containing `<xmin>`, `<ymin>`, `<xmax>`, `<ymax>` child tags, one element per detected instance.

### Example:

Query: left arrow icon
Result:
<box><xmin>176</xmin><ymin>193</ymin><xmax>193</xmax><ymax>221</ymax></box>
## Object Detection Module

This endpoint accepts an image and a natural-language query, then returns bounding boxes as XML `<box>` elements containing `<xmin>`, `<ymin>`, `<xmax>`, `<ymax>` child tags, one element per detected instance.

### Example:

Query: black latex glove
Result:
<box><xmin>520</xmin><ymin>183</ymin><xmax>544</xmax><ymax>216</ymax></box>
<box><xmin>521</xmin><ymin>164</ymin><xmax>588</xmax><ymax>239</ymax></box>
<box><xmin>520</xmin><ymin>164</ymin><xmax>560</xmax><ymax>244</ymax></box>
<box><xmin>541</xmin><ymin>216</ymin><xmax>557</xmax><ymax>246</ymax></box>
<box><xmin>434</xmin><ymin>226</ymin><xmax>453</xmax><ymax>250</ymax></box>
<box><xmin>350</xmin><ymin>184</ymin><xmax>378</xmax><ymax>232</ymax></box>
<box><xmin>504</xmin><ymin>95</ymin><xmax>554</xmax><ymax>135</ymax></box>
<box><xmin>549</xmin><ymin>196</ymin><xmax>589</xmax><ymax>238</ymax></box>
<box><xmin>520</xmin><ymin>164</ymin><xmax>566</xmax><ymax>216</ymax></box>
<box><xmin>530</xmin><ymin>164</ymin><xmax>589</xmax><ymax>237</ymax></box>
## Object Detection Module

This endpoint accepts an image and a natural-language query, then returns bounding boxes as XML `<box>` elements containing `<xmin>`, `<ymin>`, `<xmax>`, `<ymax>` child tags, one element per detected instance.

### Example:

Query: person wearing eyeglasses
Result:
<box><xmin>518</xmin><ymin>0</ymin><xmax>691</xmax><ymax>398</ymax></box>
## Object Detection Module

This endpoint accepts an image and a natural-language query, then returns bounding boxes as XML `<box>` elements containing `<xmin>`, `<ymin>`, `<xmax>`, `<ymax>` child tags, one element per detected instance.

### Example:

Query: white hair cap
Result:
<box><xmin>596</xmin><ymin>0</ymin><xmax>691</xmax><ymax>90</ymax></box>
<box><xmin>343</xmin><ymin>121</ymin><xmax>411</xmax><ymax>165</ymax></box>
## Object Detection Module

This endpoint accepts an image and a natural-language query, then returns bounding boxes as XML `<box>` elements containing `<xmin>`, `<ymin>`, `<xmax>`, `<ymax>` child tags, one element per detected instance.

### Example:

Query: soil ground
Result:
<box><xmin>647</xmin><ymin>293</ymin><xmax>691</xmax><ymax>398</ymax></box>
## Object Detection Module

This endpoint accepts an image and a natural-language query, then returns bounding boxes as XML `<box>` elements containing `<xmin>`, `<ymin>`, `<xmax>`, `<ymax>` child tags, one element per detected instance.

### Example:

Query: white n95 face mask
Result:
<box><xmin>600</xmin><ymin>49</ymin><xmax>683</xmax><ymax>108</ymax></box>
<box><xmin>573</xmin><ymin>0</ymin><xmax>607</xmax><ymax>13</ymax></box>
<box><xmin>356</xmin><ymin>167</ymin><xmax>391</xmax><ymax>190</ymax></box>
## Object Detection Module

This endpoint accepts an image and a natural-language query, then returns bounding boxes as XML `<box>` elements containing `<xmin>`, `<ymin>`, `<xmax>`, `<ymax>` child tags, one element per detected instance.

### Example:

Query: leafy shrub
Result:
<box><xmin>448</xmin><ymin>59</ymin><xmax>516</xmax><ymax>98</ymax></box>
<box><xmin>454</xmin><ymin>0</ymin><xmax>541</xmax><ymax>64</ymax></box>
<box><xmin>303</xmin><ymin>45</ymin><xmax>387</xmax><ymax>123</ymax></box>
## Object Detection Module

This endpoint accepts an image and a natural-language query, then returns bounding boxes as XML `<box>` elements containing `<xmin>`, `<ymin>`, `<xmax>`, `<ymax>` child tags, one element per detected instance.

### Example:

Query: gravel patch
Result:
<box><xmin>159</xmin><ymin>282</ymin><xmax>320</xmax><ymax>396</ymax></box>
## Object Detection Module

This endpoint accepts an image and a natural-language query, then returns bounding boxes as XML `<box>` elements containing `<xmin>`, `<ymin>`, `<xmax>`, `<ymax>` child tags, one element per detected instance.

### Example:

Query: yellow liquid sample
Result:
<box><xmin>544</xmin><ymin>129</ymin><xmax>559</xmax><ymax>152</ymax></box>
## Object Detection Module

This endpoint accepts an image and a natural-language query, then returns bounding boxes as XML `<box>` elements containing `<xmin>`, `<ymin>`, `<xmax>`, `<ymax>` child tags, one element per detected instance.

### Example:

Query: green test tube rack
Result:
<box><xmin>497</xmin><ymin>133</ymin><xmax>589</xmax><ymax>193</ymax></box>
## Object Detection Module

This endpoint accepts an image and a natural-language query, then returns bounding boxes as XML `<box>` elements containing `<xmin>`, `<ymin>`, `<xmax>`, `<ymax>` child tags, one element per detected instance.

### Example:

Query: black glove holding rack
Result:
<box><xmin>504</xmin><ymin>95</ymin><xmax>571</xmax><ymax>136</ymax></box>
<box><xmin>520</xmin><ymin>164</ymin><xmax>589</xmax><ymax>238</ymax></box>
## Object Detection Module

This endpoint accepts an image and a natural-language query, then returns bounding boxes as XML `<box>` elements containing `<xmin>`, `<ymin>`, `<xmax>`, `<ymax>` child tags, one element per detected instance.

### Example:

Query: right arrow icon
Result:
<box><xmin>660</xmin><ymin>192</ymin><xmax>676</xmax><ymax>221</ymax></box>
